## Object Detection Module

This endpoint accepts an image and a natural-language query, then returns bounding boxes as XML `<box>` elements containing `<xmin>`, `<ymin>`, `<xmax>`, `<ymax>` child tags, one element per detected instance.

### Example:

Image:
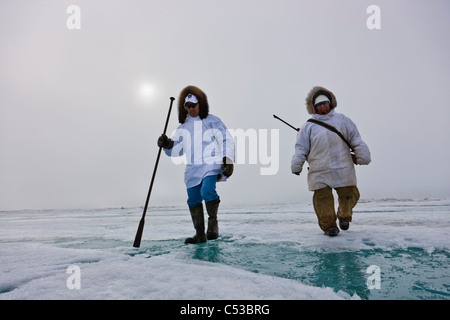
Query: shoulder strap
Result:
<box><xmin>307</xmin><ymin>119</ymin><xmax>354</xmax><ymax>152</ymax></box>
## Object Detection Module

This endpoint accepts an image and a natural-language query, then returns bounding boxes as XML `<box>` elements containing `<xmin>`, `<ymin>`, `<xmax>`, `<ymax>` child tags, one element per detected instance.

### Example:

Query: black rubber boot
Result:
<box><xmin>339</xmin><ymin>219</ymin><xmax>350</xmax><ymax>231</ymax></box>
<box><xmin>185</xmin><ymin>204</ymin><xmax>207</xmax><ymax>244</ymax></box>
<box><xmin>325</xmin><ymin>229</ymin><xmax>339</xmax><ymax>237</ymax></box>
<box><xmin>205</xmin><ymin>198</ymin><xmax>220</xmax><ymax>240</ymax></box>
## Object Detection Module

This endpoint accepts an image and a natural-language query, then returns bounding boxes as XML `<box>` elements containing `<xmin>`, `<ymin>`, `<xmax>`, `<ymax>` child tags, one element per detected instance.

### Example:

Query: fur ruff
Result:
<box><xmin>177</xmin><ymin>85</ymin><xmax>209</xmax><ymax>124</ymax></box>
<box><xmin>305</xmin><ymin>86</ymin><xmax>337</xmax><ymax>114</ymax></box>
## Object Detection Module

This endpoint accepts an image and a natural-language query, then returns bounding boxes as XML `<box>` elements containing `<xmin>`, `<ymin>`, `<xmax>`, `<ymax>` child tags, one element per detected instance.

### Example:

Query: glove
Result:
<box><xmin>222</xmin><ymin>157</ymin><xmax>234</xmax><ymax>178</ymax></box>
<box><xmin>292</xmin><ymin>168</ymin><xmax>302</xmax><ymax>176</ymax></box>
<box><xmin>157</xmin><ymin>134</ymin><xmax>174</xmax><ymax>149</ymax></box>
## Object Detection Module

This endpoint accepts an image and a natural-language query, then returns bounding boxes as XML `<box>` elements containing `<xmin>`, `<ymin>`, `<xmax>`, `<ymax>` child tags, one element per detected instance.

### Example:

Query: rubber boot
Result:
<box><xmin>185</xmin><ymin>204</ymin><xmax>207</xmax><ymax>244</ymax></box>
<box><xmin>205</xmin><ymin>198</ymin><xmax>220</xmax><ymax>240</ymax></box>
<box><xmin>313</xmin><ymin>187</ymin><xmax>339</xmax><ymax>236</ymax></box>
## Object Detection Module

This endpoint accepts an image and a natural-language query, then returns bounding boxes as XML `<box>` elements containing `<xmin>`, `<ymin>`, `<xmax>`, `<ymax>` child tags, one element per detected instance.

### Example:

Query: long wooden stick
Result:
<box><xmin>133</xmin><ymin>97</ymin><xmax>175</xmax><ymax>248</ymax></box>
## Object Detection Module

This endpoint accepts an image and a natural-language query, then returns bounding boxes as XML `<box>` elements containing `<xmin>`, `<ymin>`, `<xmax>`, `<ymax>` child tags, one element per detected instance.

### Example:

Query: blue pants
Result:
<box><xmin>187</xmin><ymin>175</ymin><xmax>219</xmax><ymax>207</ymax></box>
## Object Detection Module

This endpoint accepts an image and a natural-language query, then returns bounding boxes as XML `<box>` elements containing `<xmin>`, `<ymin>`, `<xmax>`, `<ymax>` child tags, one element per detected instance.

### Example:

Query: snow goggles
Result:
<box><xmin>314</xmin><ymin>101</ymin><xmax>330</xmax><ymax>108</ymax></box>
<box><xmin>184</xmin><ymin>102</ymin><xmax>198</xmax><ymax>109</ymax></box>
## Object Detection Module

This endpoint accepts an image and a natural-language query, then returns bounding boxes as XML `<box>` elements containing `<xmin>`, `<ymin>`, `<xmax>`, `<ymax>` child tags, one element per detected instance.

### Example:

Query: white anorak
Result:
<box><xmin>165</xmin><ymin>114</ymin><xmax>235</xmax><ymax>188</ymax></box>
<box><xmin>291</xmin><ymin>109</ymin><xmax>371</xmax><ymax>191</ymax></box>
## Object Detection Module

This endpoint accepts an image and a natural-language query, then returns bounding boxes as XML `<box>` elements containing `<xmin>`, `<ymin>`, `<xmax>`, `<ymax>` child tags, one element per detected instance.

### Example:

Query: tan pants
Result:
<box><xmin>312</xmin><ymin>186</ymin><xmax>360</xmax><ymax>233</ymax></box>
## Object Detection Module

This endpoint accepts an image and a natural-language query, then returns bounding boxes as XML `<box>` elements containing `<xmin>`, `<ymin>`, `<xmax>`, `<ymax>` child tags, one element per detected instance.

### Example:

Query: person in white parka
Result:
<box><xmin>291</xmin><ymin>86</ymin><xmax>371</xmax><ymax>236</ymax></box>
<box><xmin>158</xmin><ymin>86</ymin><xmax>235</xmax><ymax>244</ymax></box>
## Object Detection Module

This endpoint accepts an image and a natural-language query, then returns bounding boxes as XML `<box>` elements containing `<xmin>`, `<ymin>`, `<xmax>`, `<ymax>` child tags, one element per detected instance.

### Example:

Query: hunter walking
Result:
<box><xmin>291</xmin><ymin>86</ymin><xmax>371</xmax><ymax>236</ymax></box>
<box><xmin>158</xmin><ymin>86</ymin><xmax>235</xmax><ymax>243</ymax></box>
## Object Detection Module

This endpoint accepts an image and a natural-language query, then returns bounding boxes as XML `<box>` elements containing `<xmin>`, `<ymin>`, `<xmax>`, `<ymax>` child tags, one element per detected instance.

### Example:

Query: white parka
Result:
<box><xmin>291</xmin><ymin>87</ymin><xmax>371</xmax><ymax>191</ymax></box>
<box><xmin>168</xmin><ymin>86</ymin><xmax>235</xmax><ymax>189</ymax></box>
<box><xmin>165</xmin><ymin>114</ymin><xmax>235</xmax><ymax>189</ymax></box>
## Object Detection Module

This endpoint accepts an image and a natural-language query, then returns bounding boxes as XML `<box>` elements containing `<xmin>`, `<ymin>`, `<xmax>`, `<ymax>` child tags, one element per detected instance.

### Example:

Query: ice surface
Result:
<box><xmin>1</xmin><ymin>199</ymin><xmax>449</xmax><ymax>300</ymax></box>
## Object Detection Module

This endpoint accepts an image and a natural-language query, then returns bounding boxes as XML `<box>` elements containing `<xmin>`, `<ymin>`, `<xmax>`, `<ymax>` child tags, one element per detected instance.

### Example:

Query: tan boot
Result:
<box><xmin>313</xmin><ymin>187</ymin><xmax>339</xmax><ymax>236</ymax></box>
<box><xmin>185</xmin><ymin>204</ymin><xmax>207</xmax><ymax>244</ymax></box>
<box><xmin>205</xmin><ymin>198</ymin><xmax>220</xmax><ymax>240</ymax></box>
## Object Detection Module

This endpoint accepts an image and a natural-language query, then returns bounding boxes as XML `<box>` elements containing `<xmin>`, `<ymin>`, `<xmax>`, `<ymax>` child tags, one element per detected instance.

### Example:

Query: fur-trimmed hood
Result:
<box><xmin>305</xmin><ymin>86</ymin><xmax>337</xmax><ymax>114</ymax></box>
<box><xmin>177</xmin><ymin>85</ymin><xmax>209</xmax><ymax>124</ymax></box>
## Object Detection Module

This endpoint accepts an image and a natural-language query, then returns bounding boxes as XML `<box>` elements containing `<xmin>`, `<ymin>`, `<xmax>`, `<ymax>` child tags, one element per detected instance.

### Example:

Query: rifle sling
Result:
<box><xmin>307</xmin><ymin>119</ymin><xmax>354</xmax><ymax>152</ymax></box>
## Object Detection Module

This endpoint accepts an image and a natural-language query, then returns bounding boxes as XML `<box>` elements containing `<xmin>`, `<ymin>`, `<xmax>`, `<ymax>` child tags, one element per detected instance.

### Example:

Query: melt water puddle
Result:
<box><xmin>176</xmin><ymin>239</ymin><xmax>449</xmax><ymax>300</ymax></box>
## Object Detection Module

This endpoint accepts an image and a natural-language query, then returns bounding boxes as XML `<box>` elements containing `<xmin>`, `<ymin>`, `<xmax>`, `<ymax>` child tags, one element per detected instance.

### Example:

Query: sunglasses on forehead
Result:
<box><xmin>314</xmin><ymin>101</ymin><xmax>330</xmax><ymax>108</ymax></box>
<box><xmin>184</xmin><ymin>102</ymin><xmax>198</xmax><ymax>109</ymax></box>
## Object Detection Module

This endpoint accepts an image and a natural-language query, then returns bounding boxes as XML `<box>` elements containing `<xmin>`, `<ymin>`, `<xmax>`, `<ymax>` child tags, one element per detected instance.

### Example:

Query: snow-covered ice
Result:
<box><xmin>1</xmin><ymin>198</ymin><xmax>449</xmax><ymax>300</ymax></box>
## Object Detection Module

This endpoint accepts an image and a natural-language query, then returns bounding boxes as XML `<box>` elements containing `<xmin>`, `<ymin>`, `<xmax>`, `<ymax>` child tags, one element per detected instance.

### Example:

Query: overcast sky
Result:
<box><xmin>1</xmin><ymin>0</ymin><xmax>450</xmax><ymax>210</ymax></box>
